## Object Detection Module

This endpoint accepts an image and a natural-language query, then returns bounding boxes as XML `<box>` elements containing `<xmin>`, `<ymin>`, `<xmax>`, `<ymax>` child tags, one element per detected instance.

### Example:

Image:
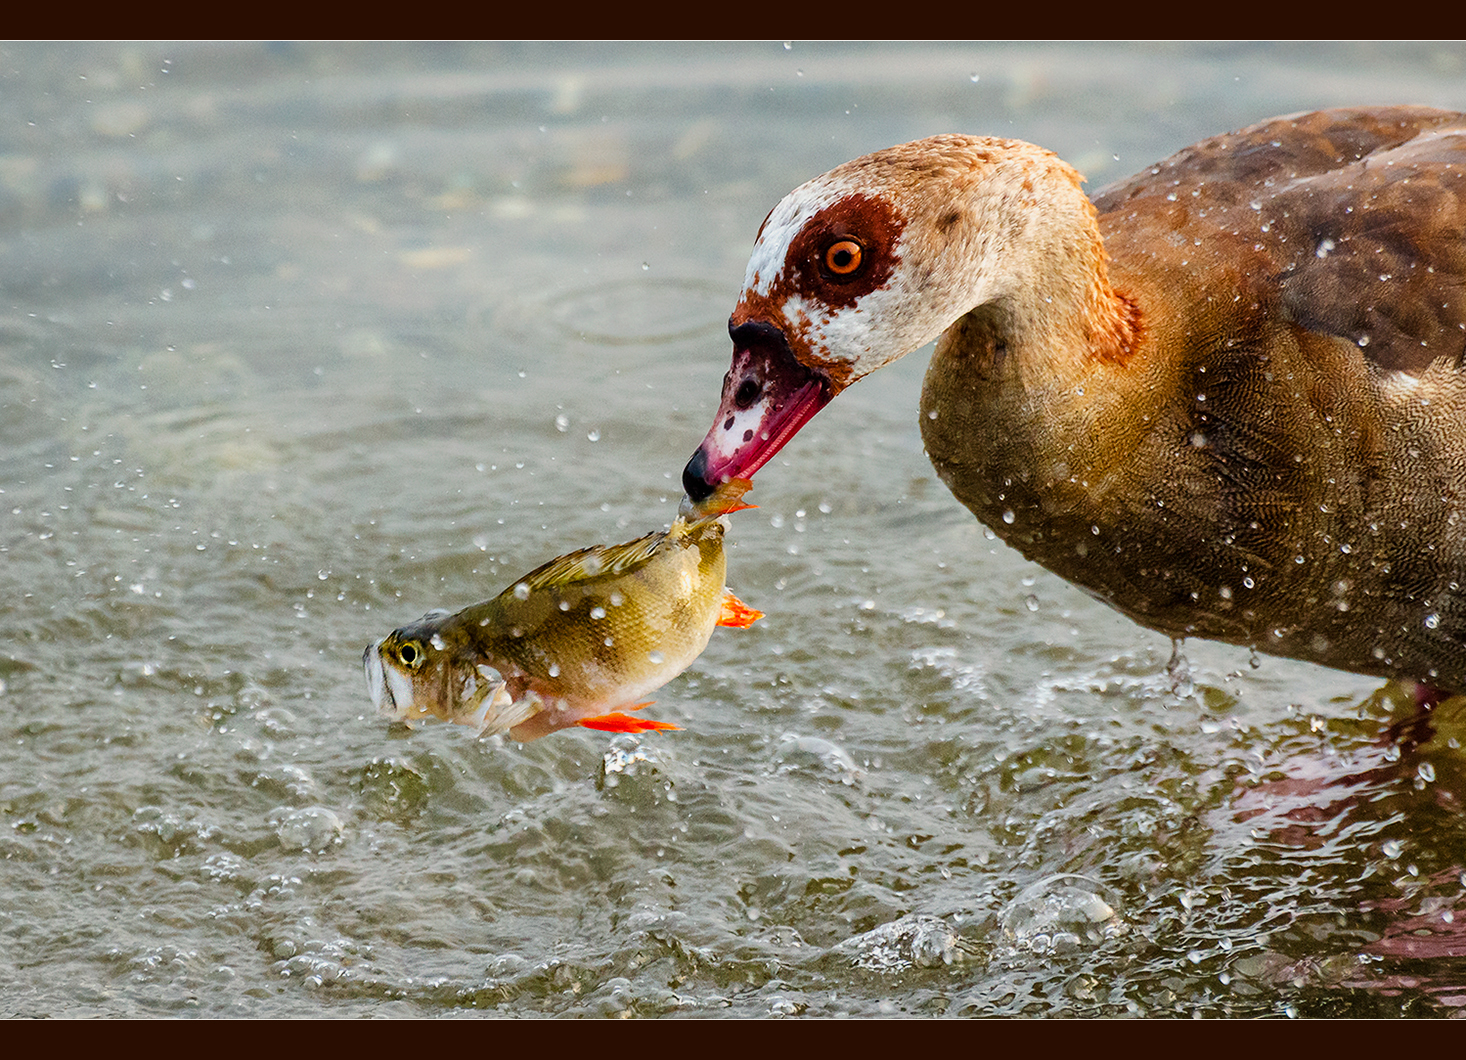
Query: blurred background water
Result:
<box><xmin>5</xmin><ymin>41</ymin><xmax>1466</xmax><ymax>1017</ymax></box>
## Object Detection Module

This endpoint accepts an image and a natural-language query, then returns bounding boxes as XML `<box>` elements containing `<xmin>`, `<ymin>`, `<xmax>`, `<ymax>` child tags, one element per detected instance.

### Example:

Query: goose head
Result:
<box><xmin>681</xmin><ymin>134</ymin><xmax>1098</xmax><ymax>502</ymax></box>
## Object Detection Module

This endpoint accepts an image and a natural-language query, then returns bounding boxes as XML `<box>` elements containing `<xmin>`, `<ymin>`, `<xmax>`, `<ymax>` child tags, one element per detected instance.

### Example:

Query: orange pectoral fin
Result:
<box><xmin>578</xmin><ymin>708</ymin><xmax>681</xmax><ymax>733</ymax></box>
<box><xmin>717</xmin><ymin>591</ymin><xmax>763</xmax><ymax>629</ymax></box>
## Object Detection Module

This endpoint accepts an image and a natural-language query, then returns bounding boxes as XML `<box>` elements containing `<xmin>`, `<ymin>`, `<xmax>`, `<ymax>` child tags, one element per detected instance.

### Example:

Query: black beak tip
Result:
<box><xmin>682</xmin><ymin>449</ymin><xmax>714</xmax><ymax>502</ymax></box>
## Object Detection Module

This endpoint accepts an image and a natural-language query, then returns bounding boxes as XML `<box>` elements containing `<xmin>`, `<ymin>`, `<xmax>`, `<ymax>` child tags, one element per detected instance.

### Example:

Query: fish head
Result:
<box><xmin>364</xmin><ymin>609</ymin><xmax>539</xmax><ymax>736</ymax></box>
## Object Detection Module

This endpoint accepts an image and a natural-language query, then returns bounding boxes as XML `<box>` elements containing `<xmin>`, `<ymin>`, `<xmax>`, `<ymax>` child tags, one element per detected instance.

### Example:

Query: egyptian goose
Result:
<box><xmin>681</xmin><ymin>107</ymin><xmax>1466</xmax><ymax>690</ymax></box>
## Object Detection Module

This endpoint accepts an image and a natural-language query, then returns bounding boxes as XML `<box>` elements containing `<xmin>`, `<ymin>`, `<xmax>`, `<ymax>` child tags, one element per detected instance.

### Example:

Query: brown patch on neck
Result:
<box><xmin>1089</xmin><ymin>287</ymin><xmax>1144</xmax><ymax>366</ymax></box>
<box><xmin>1083</xmin><ymin>233</ymin><xmax>1144</xmax><ymax>367</ymax></box>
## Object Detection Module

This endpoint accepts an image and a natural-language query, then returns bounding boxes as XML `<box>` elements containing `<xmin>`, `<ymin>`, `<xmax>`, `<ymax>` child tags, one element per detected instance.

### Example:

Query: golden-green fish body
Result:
<box><xmin>364</xmin><ymin>488</ymin><xmax>759</xmax><ymax>741</ymax></box>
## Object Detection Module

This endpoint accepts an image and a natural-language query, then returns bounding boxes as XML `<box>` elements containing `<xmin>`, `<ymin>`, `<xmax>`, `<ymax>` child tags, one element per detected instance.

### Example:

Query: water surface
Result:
<box><xmin>5</xmin><ymin>42</ymin><xmax>1466</xmax><ymax>1016</ymax></box>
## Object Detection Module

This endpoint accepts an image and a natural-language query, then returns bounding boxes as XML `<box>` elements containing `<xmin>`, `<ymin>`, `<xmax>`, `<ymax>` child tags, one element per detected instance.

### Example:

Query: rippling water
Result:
<box><xmin>6</xmin><ymin>42</ymin><xmax>1466</xmax><ymax>1017</ymax></box>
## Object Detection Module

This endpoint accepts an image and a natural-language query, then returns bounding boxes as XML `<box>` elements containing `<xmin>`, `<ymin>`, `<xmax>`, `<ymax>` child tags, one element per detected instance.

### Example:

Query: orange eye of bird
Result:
<box><xmin>823</xmin><ymin>239</ymin><xmax>864</xmax><ymax>277</ymax></box>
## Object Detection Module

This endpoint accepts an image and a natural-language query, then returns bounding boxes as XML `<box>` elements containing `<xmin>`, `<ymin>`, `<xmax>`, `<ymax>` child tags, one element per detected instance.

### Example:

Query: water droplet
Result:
<box><xmin>547</xmin><ymin>662</ymin><xmax>560</xmax><ymax>678</ymax></box>
<box><xmin>557</xmin><ymin>599</ymin><xmax>570</xmax><ymax>612</ymax></box>
<box><xmin>590</xmin><ymin>606</ymin><xmax>607</xmax><ymax>620</ymax></box>
<box><xmin>648</xmin><ymin>650</ymin><xmax>665</xmax><ymax>665</ymax></box>
<box><xmin>609</xmin><ymin>591</ymin><xmax>624</xmax><ymax>607</ymax></box>
<box><xmin>1382</xmin><ymin>839</ymin><xmax>1404</xmax><ymax>859</ymax></box>
<box><xmin>554</xmin><ymin>413</ymin><xmax>569</xmax><ymax>432</ymax></box>
<box><xmin>1024</xmin><ymin>594</ymin><xmax>1039</xmax><ymax>612</ymax></box>
<box><xmin>586</xmin><ymin>429</ymin><xmax>600</xmax><ymax>442</ymax></box>
<box><xmin>1243</xmin><ymin>576</ymin><xmax>1255</xmax><ymax>589</ymax></box>
<box><xmin>1002</xmin><ymin>510</ymin><xmax>1015</xmax><ymax>525</ymax></box>
<box><xmin>1426</xmin><ymin>613</ymin><xmax>1441</xmax><ymax>630</ymax></box>
<box><xmin>1418</xmin><ymin>761</ymin><xmax>1436</xmax><ymax>784</ymax></box>
<box><xmin>513</xmin><ymin>582</ymin><xmax>531</xmax><ymax>601</ymax></box>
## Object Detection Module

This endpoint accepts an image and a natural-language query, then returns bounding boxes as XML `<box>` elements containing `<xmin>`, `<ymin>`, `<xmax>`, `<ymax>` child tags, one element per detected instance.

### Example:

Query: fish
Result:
<box><xmin>363</xmin><ymin>479</ymin><xmax>760</xmax><ymax>742</ymax></box>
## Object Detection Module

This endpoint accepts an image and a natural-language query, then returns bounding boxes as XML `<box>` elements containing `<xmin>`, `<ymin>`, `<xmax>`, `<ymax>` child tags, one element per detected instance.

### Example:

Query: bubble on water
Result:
<box><xmin>1000</xmin><ymin>874</ymin><xmax>1125</xmax><ymax>954</ymax></box>
<box><xmin>600</xmin><ymin>734</ymin><xmax>652</xmax><ymax>788</ymax></box>
<box><xmin>773</xmin><ymin>732</ymin><xmax>863</xmax><ymax>785</ymax></box>
<box><xmin>831</xmin><ymin>914</ymin><xmax>965</xmax><ymax>972</ymax></box>
<box><xmin>274</xmin><ymin>806</ymin><xmax>344</xmax><ymax>853</ymax></box>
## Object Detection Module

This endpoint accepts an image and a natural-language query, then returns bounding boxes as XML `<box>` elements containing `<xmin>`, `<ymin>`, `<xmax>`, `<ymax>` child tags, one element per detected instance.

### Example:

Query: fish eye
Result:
<box><xmin>822</xmin><ymin>239</ymin><xmax>864</xmax><ymax>278</ymax></box>
<box><xmin>397</xmin><ymin>640</ymin><xmax>424</xmax><ymax>669</ymax></box>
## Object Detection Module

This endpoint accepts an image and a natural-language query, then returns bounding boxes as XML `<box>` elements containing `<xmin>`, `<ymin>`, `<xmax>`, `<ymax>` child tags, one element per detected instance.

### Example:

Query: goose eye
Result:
<box><xmin>822</xmin><ymin>239</ymin><xmax>864</xmax><ymax>278</ymax></box>
<box><xmin>397</xmin><ymin>641</ymin><xmax>423</xmax><ymax>668</ymax></box>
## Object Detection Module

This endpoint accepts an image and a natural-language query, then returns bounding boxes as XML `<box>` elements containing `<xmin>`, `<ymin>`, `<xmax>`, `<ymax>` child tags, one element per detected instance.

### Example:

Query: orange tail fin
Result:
<box><xmin>703</xmin><ymin>478</ymin><xmax>756</xmax><ymax>515</ymax></box>
<box><xmin>578</xmin><ymin>706</ymin><xmax>680</xmax><ymax>733</ymax></box>
<box><xmin>717</xmin><ymin>591</ymin><xmax>763</xmax><ymax>629</ymax></box>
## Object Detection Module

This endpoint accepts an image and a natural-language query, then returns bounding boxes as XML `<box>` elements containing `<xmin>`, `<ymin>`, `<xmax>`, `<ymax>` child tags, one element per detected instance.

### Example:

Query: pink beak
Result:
<box><xmin>682</xmin><ymin>321</ymin><xmax>832</xmax><ymax>502</ymax></box>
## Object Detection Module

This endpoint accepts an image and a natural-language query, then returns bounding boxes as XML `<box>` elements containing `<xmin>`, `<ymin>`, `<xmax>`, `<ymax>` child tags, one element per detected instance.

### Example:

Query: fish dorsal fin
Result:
<box><xmin>512</xmin><ymin>529</ymin><xmax>669</xmax><ymax>593</ymax></box>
